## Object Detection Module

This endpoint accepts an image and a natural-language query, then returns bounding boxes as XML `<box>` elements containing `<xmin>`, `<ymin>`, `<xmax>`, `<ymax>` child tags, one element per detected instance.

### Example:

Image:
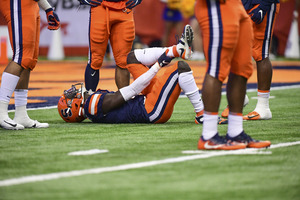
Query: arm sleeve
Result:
<box><xmin>38</xmin><ymin>0</ymin><xmax>52</xmax><ymax>11</ymax></box>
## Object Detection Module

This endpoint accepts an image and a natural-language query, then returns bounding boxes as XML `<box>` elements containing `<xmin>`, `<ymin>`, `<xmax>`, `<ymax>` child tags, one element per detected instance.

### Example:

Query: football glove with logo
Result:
<box><xmin>126</xmin><ymin>0</ymin><xmax>142</xmax><ymax>9</ymax></box>
<box><xmin>46</xmin><ymin>8</ymin><xmax>60</xmax><ymax>30</ymax></box>
<box><xmin>78</xmin><ymin>0</ymin><xmax>102</xmax><ymax>7</ymax></box>
<box><xmin>249</xmin><ymin>0</ymin><xmax>273</xmax><ymax>24</ymax></box>
<box><xmin>158</xmin><ymin>50</ymin><xmax>173</xmax><ymax>67</ymax></box>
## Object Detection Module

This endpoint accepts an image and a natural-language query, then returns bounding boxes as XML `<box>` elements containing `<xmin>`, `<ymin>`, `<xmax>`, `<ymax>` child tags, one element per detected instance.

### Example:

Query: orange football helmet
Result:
<box><xmin>57</xmin><ymin>83</ymin><xmax>86</xmax><ymax>123</ymax></box>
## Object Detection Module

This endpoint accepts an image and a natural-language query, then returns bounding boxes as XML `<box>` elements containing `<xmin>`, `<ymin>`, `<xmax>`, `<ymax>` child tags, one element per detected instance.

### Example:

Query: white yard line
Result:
<box><xmin>0</xmin><ymin>141</ymin><xmax>299</xmax><ymax>187</ymax></box>
<box><xmin>68</xmin><ymin>149</ymin><xmax>108</xmax><ymax>156</ymax></box>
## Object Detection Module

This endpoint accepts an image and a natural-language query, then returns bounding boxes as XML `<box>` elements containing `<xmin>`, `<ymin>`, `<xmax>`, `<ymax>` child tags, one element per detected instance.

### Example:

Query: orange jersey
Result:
<box><xmin>248</xmin><ymin>3</ymin><xmax>280</xmax><ymax>61</ymax></box>
<box><xmin>88</xmin><ymin>2</ymin><xmax>135</xmax><ymax>70</ymax></box>
<box><xmin>195</xmin><ymin>0</ymin><xmax>253</xmax><ymax>82</ymax></box>
<box><xmin>127</xmin><ymin>62</ymin><xmax>181</xmax><ymax>123</ymax></box>
<box><xmin>0</xmin><ymin>0</ymin><xmax>40</xmax><ymax>70</ymax></box>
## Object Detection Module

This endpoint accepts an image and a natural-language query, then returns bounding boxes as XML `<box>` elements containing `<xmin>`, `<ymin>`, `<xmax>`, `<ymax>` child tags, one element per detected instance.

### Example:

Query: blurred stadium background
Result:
<box><xmin>0</xmin><ymin>0</ymin><xmax>299</xmax><ymax>60</ymax></box>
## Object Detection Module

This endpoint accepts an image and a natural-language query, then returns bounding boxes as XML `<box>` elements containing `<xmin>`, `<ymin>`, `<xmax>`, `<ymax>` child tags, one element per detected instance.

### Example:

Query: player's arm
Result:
<box><xmin>101</xmin><ymin>51</ymin><xmax>173</xmax><ymax>114</ymax></box>
<box><xmin>37</xmin><ymin>0</ymin><xmax>60</xmax><ymax>30</ymax></box>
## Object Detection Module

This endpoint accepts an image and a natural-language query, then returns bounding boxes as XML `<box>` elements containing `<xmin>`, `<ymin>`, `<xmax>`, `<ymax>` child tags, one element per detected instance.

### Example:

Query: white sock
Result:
<box><xmin>178</xmin><ymin>71</ymin><xmax>203</xmax><ymax>113</ymax></box>
<box><xmin>134</xmin><ymin>46</ymin><xmax>176</xmax><ymax>66</ymax></box>
<box><xmin>0</xmin><ymin>101</ymin><xmax>10</xmax><ymax>120</ymax></box>
<box><xmin>14</xmin><ymin>89</ymin><xmax>30</xmax><ymax>121</ymax></box>
<box><xmin>202</xmin><ymin>112</ymin><xmax>219</xmax><ymax>140</ymax></box>
<box><xmin>14</xmin><ymin>89</ymin><xmax>28</xmax><ymax>107</ymax></box>
<box><xmin>0</xmin><ymin>72</ymin><xmax>20</xmax><ymax>103</ymax></box>
<box><xmin>38</xmin><ymin>0</ymin><xmax>52</xmax><ymax>11</ymax></box>
<box><xmin>120</xmin><ymin>62</ymin><xmax>161</xmax><ymax>101</ymax></box>
<box><xmin>255</xmin><ymin>90</ymin><xmax>270</xmax><ymax>111</ymax></box>
<box><xmin>14</xmin><ymin>105</ymin><xmax>30</xmax><ymax>121</ymax></box>
<box><xmin>227</xmin><ymin>113</ymin><xmax>243</xmax><ymax>138</ymax></box>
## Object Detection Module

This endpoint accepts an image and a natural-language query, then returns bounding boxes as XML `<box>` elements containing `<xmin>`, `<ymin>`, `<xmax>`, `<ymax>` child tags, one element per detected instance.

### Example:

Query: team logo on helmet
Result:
<box><xmin>57</xmin><ymin>83</ymin><xmax>86</xmax><ymax>123</ymax></box>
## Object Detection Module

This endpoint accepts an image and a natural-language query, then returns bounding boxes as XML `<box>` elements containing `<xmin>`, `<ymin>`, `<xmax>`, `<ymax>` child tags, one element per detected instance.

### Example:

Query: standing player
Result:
<box><xmin>0</xmin><ymin>0</ymin><xmax>60</xmax><ymax>130</ymax></box>
<box><xmin>58</xmin><ymin>25</ymin><xmax>204</xmax><ymax>124</ymax></box>
<box><xmin>78</xmin><ymin>0</ymin><xmax>143</xmax><ymax>92</ymax></box>
<box><xmin>195</xmin><ymin>0</ymin><xmax>271</xmax><ymax>150</ymax></box>
<box><xmin>242</xmin><ymin>0</ymin><xmax>280</xmax><ymax>120</ymax></box>
<box><xmin>221</xmin><ymin>0</ymin><xmax>280</xmax><ymax>120</ymax></box>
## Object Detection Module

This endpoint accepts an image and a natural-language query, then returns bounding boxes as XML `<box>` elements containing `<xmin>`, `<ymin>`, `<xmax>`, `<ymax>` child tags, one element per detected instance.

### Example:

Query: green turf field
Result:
<box><xmin>1</xmin><ymin>88</ymin><xmax>300</xmax><ymax>200</ymax></box>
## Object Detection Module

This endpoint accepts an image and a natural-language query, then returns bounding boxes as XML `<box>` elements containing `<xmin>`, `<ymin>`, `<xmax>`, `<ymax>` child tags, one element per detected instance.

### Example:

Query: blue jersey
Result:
<box><xmin>84</xmin><ymin>90</ymin><xmax>150</xmax><ymax>123</ymax></box>
<box><xmin>163</xmin><ymin>7</ymin><xmax>183</xmax><ymax>22</ymax></box>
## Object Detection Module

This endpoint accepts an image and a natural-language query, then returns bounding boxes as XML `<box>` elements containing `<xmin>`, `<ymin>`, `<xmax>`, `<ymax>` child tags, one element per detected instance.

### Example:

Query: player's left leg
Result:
<box><xmin>13</xmin><ymin>70</ymin><xmax>49</xmax><ymax>128</ymax></box>
<box><xmin>226</xmin><ymin>10</ymin><xmax>270</xmax><ymax>149</ymax></box>
<box><xmin>109</xmin><ymin>10</ymin><xmax>135</xmax><ymax>89</ymax></box>
<box><xmin>0</xmin><ymin>62</ymin><xmax>24</xmax><ymax>130</ymax></box>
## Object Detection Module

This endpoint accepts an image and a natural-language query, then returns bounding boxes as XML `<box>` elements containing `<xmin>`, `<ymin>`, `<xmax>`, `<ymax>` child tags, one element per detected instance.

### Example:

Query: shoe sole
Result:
<box><xmin>0</xmin><ymin>125</ymin><xmax>24</xmax><ymax>130</ymax></box>
<box><xmin>247</xmin><ymin>141</ymin><xmax>271</xmax><ymax>148</ymax></box>
<box><xmin>243</xmin><ymin>111</ymin><xmax>272</xmax><ymax>120</ymax></box>
<box><xmin>184</xmin><ymin>25</ymin><xmax>194</xmax><ymax>47</ymax></box>
<box><xmin>198</xmin><ymin>140</ymin><xmax>246</xmax><ymax>150</ymax></box>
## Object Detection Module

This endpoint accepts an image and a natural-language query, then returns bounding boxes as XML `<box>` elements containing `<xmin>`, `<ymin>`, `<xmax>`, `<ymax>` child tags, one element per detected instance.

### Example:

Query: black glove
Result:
<box><xmin>249</xmin><ymin>1</ymin><xmax>273</xmax><ymax>24</ymax></box>
<box><xmin>78</xmin><ymin>0</ymin><xmax>102</xmax><ymax>7</ymax></box>
<box><xmin>126</xmin><ymin>0</ymin><xmax>142</xmax><ymax>9</ymax></box>
<box><xmin>158</xmin><ymin>51</ymin><xmax>173</xmax><ymax>67</ymax></box>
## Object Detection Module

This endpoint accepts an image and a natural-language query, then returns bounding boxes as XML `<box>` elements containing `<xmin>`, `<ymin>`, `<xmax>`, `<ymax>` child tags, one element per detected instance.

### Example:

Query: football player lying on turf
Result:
<box><xmin>58</xmin><ymin>25</ymin><xmax>227</xmax><ymax>124</ymax></box>
<box><xmin>58</xmin><ymin>25</ymin><xmax>206</xmax><ymax>124</ymax></box>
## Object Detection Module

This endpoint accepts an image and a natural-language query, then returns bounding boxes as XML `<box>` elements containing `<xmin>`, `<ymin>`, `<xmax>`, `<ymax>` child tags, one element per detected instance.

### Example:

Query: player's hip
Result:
<box><xmin>145</xmin><ymin>65</ymin><xmax>181</xmax><ymax>123</ymax></box>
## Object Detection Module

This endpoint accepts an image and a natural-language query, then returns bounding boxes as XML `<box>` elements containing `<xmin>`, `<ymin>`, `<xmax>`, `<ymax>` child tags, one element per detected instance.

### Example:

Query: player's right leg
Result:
<box><xmin>0</xmin><ymin>63</ymin><xmax>24</xmax><ymax>130</ymax></box>
<box><xmin>85</xmin><ymin>63</ymin><xmax>100</xmax><ymax>92</ymax></box>
<box><xmin>175</xmin><ymin>24</ymin><xmax>194</xmax><ymax>60</ymax></box>
<box><xmin>0</xmin><ymin>2</ymin><xmax>25</xmax><ymax>130</ymax></box>
<box><xmin>130</xmin><ymin>24</ymin><xmax>194</xmax><ymax>67</ymax></box>
<box><xmin>86</xmin><ymin>5</ymin><xmax>109</xmax><ymax>91</ymax></box>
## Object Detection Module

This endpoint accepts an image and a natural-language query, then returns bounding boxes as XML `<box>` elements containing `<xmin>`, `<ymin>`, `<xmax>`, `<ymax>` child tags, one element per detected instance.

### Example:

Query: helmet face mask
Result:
<box><xmin>57</xmin><ymin>83</ymin><xmax>86</xmax><ymax>123</ymax></box>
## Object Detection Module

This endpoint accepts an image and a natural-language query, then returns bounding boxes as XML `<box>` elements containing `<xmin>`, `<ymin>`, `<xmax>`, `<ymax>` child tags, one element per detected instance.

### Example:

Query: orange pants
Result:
<box><xmin>89</xmin><ymin>4</ymin><xmax>135</xmax><ymax>70</ymax></box>
<box><xmin>249</xmin><ymin>3</ymin><xmax>280</xmax><ymax>61</ymax></box>
<box><xmin>0</xmin><ymin>0</ymin><xmax>40</xmax><ymax>70</ymax></box>
<box><xmin>195</xmin><ymin>0</ymin><xmax>253</xmax><ymax>82</ymax></box>
<box><xmin>128</xmin><ymin>62</ymin><xmax>181</xmax><ymax>123</ymax></box>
